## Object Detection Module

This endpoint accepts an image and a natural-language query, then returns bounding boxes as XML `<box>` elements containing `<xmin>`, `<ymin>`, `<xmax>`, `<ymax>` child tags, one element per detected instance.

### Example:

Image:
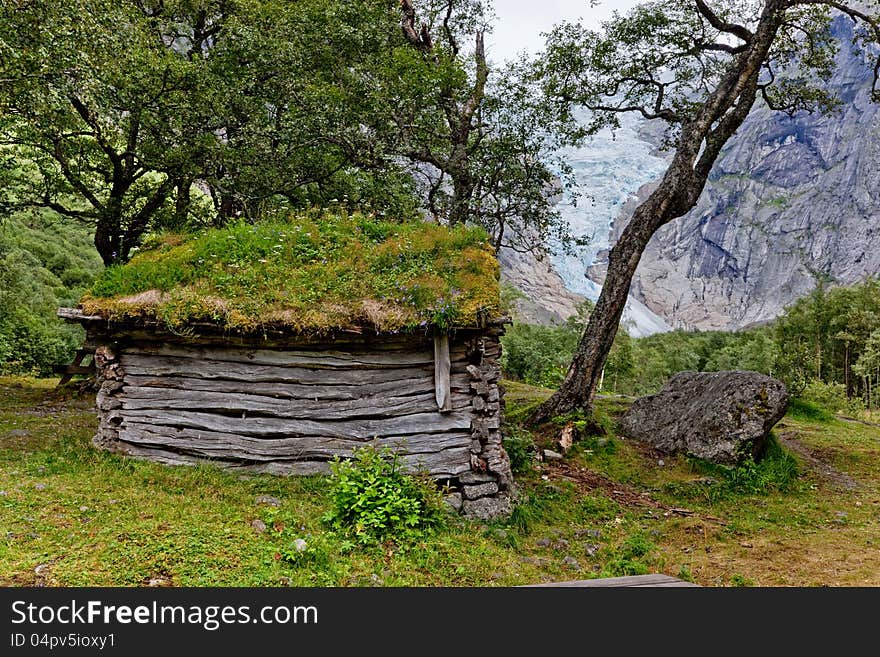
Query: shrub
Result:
<box><xmin>729</xmin><ymin>573</ymin><xmax>755</xmax><ymax>587</ymax></box>
<box><xmin>0</xmin><ymin>212</ymin><xmax>102</xmax><ymax>375</ymax></box>
<box><xmin>500</xmin><ymin>322</ymin><xmax>579</xmax><ymax>388</ymax></box>
<box><xmin>799</xmin><ymin>380</ymin><xmax>864</xmax><ymax>416</ymax></box>
<box><xmin>321</xmin><ymin>446</ymin><xmax>445</xmax><ymax>545</ymax></box>
<box><xmin>787</xmin><ymin>398</ymin><xmax>835</xmax><ymax>423</ymax></box>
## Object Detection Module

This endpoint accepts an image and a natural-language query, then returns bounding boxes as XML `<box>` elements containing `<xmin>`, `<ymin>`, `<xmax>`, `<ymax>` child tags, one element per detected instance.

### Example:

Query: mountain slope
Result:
<box><xmin>597</xmin><ymin>16</ymin><xmax>880</xmax><ymax>330</ymax></box>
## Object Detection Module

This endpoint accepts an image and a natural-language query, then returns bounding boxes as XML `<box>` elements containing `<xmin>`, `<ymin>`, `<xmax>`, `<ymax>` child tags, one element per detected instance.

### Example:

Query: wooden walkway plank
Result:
<box><xmin>522</xmin><ymin>574</ymin><xmax>699</xmax><ymax>587</ymax></box>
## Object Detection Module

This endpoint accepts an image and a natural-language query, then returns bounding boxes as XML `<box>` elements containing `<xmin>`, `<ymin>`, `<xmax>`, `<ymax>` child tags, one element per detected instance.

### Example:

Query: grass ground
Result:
<box><xmin>1</xmin><ymin>376</ymin><xmax>878</xmax><ymax>587</ymax></box>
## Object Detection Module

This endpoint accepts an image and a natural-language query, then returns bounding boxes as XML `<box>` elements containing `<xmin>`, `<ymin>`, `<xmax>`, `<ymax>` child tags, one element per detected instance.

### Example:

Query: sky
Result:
<box><xmin>486</xmin><ymin>0</ymin><xmax>641</xmax><ymax>63</ymax></box>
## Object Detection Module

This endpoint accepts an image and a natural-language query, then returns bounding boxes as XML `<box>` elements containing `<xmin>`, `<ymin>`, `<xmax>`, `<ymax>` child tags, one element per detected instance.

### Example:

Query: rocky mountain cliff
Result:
<box><xmin>499</xmin><ymin>244</ymin><xmax>586</xmax><ymax>325</ymax></box>
<box><xmin>593</xmin><ymin>15</ymin><xmax>880</xmax><ymax>331</ymax></box>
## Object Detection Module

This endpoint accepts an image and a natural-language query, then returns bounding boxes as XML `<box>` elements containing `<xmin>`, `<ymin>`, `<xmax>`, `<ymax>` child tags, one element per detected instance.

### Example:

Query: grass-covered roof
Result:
<box><xmin>80</xmin><ymin>210</ymin><xmax>501</xmax><ymax>335</ymax></box>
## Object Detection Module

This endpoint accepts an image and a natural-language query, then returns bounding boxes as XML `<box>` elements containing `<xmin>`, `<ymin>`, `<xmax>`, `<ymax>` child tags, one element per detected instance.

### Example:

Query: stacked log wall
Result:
<box><xmin>88</xmin><ymin>326</ymin><xmax>512</xmax><ymax>518</ymax></box>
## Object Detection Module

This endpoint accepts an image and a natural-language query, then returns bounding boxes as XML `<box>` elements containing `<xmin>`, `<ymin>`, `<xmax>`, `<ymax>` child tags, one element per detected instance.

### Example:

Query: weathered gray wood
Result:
<box><xmin>77</xmin><ymin>315</ymin><xmax>507</xmax><ymax>489</ymax></box>
<box><xmin>125</xmin><ymin>342</ymin><xmax>465</xmax><ymax>369</ymax></box>
<box><xmin>121</xmin><ymin>354</ymin><xmax>437</xmax><ymax>385</ymax></box>
<box><xmin>123</xmin><ymin>373</ymin><xmax>473</xmax><ymax>399</ymax></box>
<box><xmin>119</xmin><ymin>386</ymin><xmax>472</xmax><ymax>419</ymax></box>
<box><xmin>434</xmin><ymin>333</ymin><xmax>452</xmax><ymax>413</ymax></box>
<box><xmin>57</xmin><ymin>307</ymin><xmax>103</xmax><ymax>322</ymax></box>
<box><xmin>112</xmin><ymin>443</ymin><xmax>333</xmax><ymax>475</ymax></box>
<box><xmin>115</xmin><ymin>431</ymin><xmax>472</xmax><ymax>477</ymax></box>
<box><xmin>119</xmin><ymin>422</ymin><xmax>471</xmax><ymax>458</ymax></box>
<box><xmin>120</xmin><ymin>407</ymin><xmax>473</xmax><ymax>439</ymax></box>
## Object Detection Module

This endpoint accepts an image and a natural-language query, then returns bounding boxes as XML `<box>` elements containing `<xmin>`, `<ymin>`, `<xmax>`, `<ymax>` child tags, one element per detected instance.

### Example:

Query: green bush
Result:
<box><xmin>729</xmin><ymin>573</ymin><xmax>755</xmax><ymax>587</ymax></box>
<box><xmin>685</xmin><ymin>435</ymin><xmax>799</xmax><ymax>501</ymax></box>
<box><xmin>500</xmin><ymin>322</ymin><xmax>580</xmax><ymax>388</ymax></box>
<box><xmin>321</xmin><ymin>446</ymin><xmax>445</xmax><ymax>545</ymax></box>
<box><xmin>787</xmin><ymin>397</ymin><xmax>835</xmax><ymax>423</ymax></box>
<box><xmin>0</xmin><ymin>212</ymin><xmax>102</xmax><ymax>375</ymax></box>
<box><xmin>799</xmin><ymin>380</ymin><xmax>864</xmax><ymax>416</ymax></box>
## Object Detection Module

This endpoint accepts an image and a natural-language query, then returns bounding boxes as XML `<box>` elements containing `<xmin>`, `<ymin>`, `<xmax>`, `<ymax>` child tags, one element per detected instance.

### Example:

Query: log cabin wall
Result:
<box><xmin>87</xmin><ymin>321</ymin><xmax>512</xmax><ymax>519</ymax></box>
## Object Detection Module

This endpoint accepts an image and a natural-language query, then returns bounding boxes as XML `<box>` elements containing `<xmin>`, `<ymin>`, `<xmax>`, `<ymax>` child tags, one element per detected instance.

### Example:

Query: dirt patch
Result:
<box><xmin>777</xmin><ymin>431</ymin><xmax>859</xmax><ymax>490</ymax></box>
<box><xmin>545</xmin><ymin>460</ymin><xmax>724</xmax><ymax>523</ymax></box>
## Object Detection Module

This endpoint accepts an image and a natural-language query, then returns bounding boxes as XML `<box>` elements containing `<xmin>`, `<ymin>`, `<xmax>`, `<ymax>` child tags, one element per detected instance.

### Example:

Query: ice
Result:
<box><xmin>549</xmin><ymin>113</ymin><xmax>670</xmax><ymax>336</ymax></box>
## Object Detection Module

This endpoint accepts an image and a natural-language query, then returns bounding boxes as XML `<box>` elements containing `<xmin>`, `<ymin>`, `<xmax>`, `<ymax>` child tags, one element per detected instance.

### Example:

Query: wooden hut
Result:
<box><xmin>60</xmin><ymin>212</ymin><xmax>513</xmax><ymax>518</ymax></box>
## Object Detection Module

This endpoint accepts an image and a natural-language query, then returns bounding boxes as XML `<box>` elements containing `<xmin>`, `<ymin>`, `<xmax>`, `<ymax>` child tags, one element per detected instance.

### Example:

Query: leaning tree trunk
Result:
<box><xmin>528</xmin><ymin>185</ymin><xmax>684</xmax><ymax>422</ymax></box>
<box><xmin>529</xmin><ymin>2</ymin><xmax>786</xmax><ymax>424</ymax></box>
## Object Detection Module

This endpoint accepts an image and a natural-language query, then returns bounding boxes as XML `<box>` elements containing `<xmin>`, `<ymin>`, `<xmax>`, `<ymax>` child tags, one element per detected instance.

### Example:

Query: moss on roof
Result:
<box><xmin>81</xmin><ymin>210</ymin><xmax>501</xmax><ymax>334</ymax></box>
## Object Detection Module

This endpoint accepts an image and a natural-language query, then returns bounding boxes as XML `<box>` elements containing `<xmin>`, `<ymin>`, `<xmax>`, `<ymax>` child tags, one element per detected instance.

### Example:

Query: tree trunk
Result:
<box><xmin>448</xmin><ymin>173</ymin><xmax>474</xmax><ymax>226</ymax></box>
<box><xmin>94</xmin><ymin>207</ymin><xmax>123</xmax><ymax>266</ymax></box>
<box><xmin>529</xmin><ymin>198</ymin><xmax>668</xmax><ymax>422</ymax></box>
<box><xmin>173</xmin><ymin>177</ymin><xmax>192</xmax><ymax>229</ymax></box>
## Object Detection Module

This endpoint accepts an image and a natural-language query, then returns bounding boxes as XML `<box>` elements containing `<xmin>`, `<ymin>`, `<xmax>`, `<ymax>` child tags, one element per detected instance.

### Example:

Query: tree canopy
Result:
<box><xmin>0</xmin><ymin>0</ymin><xmax>568</xmax><ymax>266</ymax></box>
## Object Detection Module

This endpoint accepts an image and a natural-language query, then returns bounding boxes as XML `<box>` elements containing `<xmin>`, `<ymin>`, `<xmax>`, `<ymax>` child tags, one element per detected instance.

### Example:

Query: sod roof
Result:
<box><xmin>80</xmin><ymin>210</ymin><xmax>501</xmax><ymax>335</ymax></box>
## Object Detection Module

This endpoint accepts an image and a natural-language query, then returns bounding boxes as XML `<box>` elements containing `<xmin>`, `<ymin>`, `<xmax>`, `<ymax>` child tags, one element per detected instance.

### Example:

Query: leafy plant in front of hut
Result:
<box><xmin>321</xmin><ymin>446</ymin><xmax>445</xmax><ymax>546</ymax></box>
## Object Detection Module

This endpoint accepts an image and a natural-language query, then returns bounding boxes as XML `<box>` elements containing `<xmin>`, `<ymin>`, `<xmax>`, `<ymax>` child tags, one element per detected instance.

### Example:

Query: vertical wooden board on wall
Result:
<box><xmin>434</xmin><ymin>333</ymin><xmax>452</xmax><ymax>413</ymax></box>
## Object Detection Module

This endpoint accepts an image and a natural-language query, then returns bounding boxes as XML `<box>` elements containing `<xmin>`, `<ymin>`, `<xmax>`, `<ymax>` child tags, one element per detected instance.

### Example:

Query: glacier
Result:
<box><xmin>548</xmin><ymin>113</ymin><xmax>671</xmax><ymax>337</ymax></box>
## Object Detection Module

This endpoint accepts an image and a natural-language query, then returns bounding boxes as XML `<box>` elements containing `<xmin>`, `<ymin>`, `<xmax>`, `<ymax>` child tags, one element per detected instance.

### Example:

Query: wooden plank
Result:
<box><xmin>119</xmin><ymin>422</ymin><xmax>471</xmax><ymax>459</ymax></box>
<box><xmin>111</xmin><ymin>443</ymin><xmax>332</xmax><ymax>475</ymax></box>
<box><xmin>123</xmin><ymin>372</ymin><xmax>473</xmax><ymax>398</ymax></box>
<box><xmin>124</xmin><ymin>342</ymin><xmax>458</xmax><ymax>369</ymax></box>
<box><xmin>98</xmin><ymin>327</ymin><xmax>442</xmax><ymax>350</ymax></box>
<box><xmin>57</xmin><ymin>307</ymin><xmax>103</xmax><ymax>322</ymax></box>
<box><xmin>119</xmin><ymin>407</ymin><xmax>473</xmax><ymax>439</ymax></box>
<box><xmin>114</xmin><ymin>432</ymin><xmax>472</xmax><ymax>477</ymax></box>
<box><xmin>120</xmin><ymin>354</ymin><xmax>437</xmax><ymax>385</ymax></box>
<box><xmin>119</xmin><ymin>386</ymin><xmax>472</xmax><ymax>419</ymax></box>
<box><xmin>522</xmin><ymin>574</ymin><xmax>700</xmax><ymax>587</ymax></box>
<box><xmin>434</xmin><ymin>333</ymin><xmax>452</xmax><ymax>413</ymax></box>
<box><xmin>54</xmin><ymin>347</ymin><xmax>95</xmax><ymax>385</ymax></box>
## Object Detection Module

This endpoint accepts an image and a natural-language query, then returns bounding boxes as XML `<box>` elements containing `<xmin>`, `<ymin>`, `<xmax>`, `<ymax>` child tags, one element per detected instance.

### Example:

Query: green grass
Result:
<box><xmin>787</xmin><ymin>398</ymin><xmax>835</xmax><ymax>423</ymax></box>
<box><xmin>82</xmin><ymin>210</ymin><xmax>500</xmax><ymax>333</ymax></box>
<box><xmin>2</xmin><ymin>376</ymin><xmax>879</xmax><ymax>586</ymax></box>
<box><xmin>658</xmin><ymin>435</ymin><xmax>801</xmax><ymax>504</ymax></box>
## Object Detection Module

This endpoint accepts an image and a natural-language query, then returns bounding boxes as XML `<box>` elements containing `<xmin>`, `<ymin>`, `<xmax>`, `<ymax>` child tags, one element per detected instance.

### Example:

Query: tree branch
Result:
<box><xmin>442</xmin><ymin>0</ymin><xmax>459</xmax><ymax>56</ymax></box>
<box><xmin>694</xmin><ymin>40</ymin><xmax>750</xmax><ymax>54</ymax></box>
<box><xmin>123</xmin><ymin>177</ymin><xmax>173</xmax><ymax>250</ymax></box>
<box><xmin>459</xmin><ymin>30</ymin><xmax>488</xmax><ymax>133</ymax></box>
<box><xmin>586</xmin><ymin>102</ymin><xmax>681</xmax><ymax>123</ymax></box>
<box><xmin>694</xmin><ymin>0</ymin><xmax>754</xmax><ymax>43</ymax></box>
<box><xmin>39</xmin><ymin>197</ymin><xmax>98</xmax><ymax>221</ymax></box>
<box><xmin>400</xmin><ymin>0</ymin><xmax>433</xmax><ymax>51</ymax></box>
<box><xmin>68</xmin><ymin>95</ymin><xmax>123</xmax><ymax>173</ymax></box>
<box><xmin>45</xmin><ymin>140</ymin><xmax>105</xmax><ymax>211</ymax></box>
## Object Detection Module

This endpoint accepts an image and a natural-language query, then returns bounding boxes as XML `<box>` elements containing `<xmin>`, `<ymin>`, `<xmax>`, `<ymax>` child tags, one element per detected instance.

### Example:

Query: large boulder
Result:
<box><xmin>618</xmin><ymin>371</ymin><xmax>789</xmax><ymax>465</ymax></box>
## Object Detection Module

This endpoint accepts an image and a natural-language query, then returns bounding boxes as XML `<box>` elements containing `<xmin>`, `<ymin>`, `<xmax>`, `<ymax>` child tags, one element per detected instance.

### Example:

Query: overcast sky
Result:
<box><xmin>486</xmin><ymin>0</ymin><xmax>641</xmax><ymax>63</ymax></box>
